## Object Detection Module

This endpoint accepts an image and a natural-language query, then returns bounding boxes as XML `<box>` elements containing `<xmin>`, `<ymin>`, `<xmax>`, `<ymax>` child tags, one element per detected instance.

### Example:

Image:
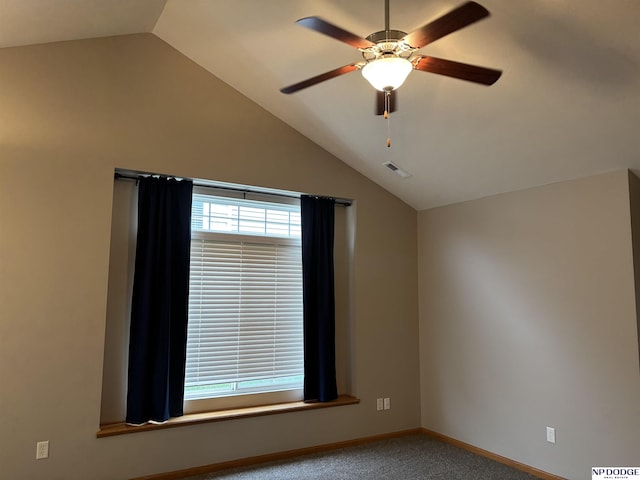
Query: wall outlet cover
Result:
<box><xmin>36</xmin><ymin>441</ymin><xmax>49</xmax><ymax>459</ymax></box>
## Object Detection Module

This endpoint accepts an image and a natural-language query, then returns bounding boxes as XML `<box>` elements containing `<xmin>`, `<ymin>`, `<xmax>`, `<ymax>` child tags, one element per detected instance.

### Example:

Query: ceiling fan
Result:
<box><xmin>281</xmin><ymin>0</ymin><xmax>502</xmax><ymax>118</ymax></box>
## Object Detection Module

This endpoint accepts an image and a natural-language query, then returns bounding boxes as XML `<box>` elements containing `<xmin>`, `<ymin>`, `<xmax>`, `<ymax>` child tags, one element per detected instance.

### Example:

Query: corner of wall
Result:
<box><xmin>627</xmin><ymin>170</ymin><xmax>640</xmax><ymax>372</ymax></box>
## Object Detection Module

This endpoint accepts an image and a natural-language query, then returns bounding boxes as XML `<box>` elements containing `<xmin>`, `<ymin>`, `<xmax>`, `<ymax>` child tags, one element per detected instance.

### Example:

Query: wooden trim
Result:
<box><xmin>98</xmin><ymin>394</ymin><xmax>359</xmax><ymax>438</ymax></box>
<box><xmin>421</xmin><ymin>428</ymin><xmax>567</xmax><ymax>480</ymax></box>
<box><xmin>130</xmin><ymin>428</ymin><xmax>567</xmax><ymax>480</ymax></box>
<box><xmin>130</xmin><ymin>429</ymin><xmax>422</xmax><ymax>480</ymax></box>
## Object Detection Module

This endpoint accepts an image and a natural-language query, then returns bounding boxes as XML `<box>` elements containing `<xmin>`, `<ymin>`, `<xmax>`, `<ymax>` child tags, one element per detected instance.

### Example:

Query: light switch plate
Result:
<box><xmin>546</xmin><ymin>426</ymin><xmax>556</xmax><ymax>444</ymax></box>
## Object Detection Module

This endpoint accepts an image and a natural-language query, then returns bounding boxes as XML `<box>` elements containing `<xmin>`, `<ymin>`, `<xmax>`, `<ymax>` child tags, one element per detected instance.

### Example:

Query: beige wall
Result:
<box><xmin>418</xmin><ymin>170</ymin><xmax>640</xmax><ymax>479</ymax></box>
<box><xmin>0</xmin><ymin>34</ymin><xmax>419</xmax><ymax>480</ymax></box>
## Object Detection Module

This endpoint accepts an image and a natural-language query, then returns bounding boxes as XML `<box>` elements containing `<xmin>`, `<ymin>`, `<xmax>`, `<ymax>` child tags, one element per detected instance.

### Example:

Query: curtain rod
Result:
<box><xmin>114</xmin><ymin>171</ymin><xmax>352</xmax><ymax>207</ymax></box>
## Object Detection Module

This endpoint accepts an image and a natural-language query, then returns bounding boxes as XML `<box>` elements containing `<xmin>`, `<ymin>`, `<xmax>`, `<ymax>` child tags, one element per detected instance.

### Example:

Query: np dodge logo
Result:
<box><xmin>592</xmin><ymin>467</ymin><xmax>640</xmax><ymax>480</ymax></box>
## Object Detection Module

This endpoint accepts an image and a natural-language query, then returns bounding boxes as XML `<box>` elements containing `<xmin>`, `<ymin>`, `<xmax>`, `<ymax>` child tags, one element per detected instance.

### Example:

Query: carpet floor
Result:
<box><xmin>183</xmin><ymin>433</ymin><xmax>542</xmax><ymax>480</ymax></box>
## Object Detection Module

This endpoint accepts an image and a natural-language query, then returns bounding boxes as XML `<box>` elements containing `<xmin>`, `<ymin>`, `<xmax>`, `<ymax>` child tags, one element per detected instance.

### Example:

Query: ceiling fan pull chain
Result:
<box><xmin>385</xmin><ymin>90</ymin><xmax>391</xmax><ymax>147</ymax></box>
<box><xmin>384</xmin><ymin>89</ymin><xmax>390</xmax><ymax>119</ymax></box>
<box><xmin>387</xmin><ymin>119</ymin><xmax>391</xmax><ymax>148</ymax></box>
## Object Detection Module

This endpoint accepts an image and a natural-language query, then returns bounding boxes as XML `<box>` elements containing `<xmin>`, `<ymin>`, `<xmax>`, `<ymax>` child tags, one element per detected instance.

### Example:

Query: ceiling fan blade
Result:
<box><xmin>280</xmin><ymin>63</ymin><xmax>361</xmax><ymax>94</ymax></box>
<box><xmin>376</xmin><ymin>90</ymin><xmax>397</xmax><ymax>115</ymax></box>
<box><xmin>413</xmin><ymin>55</ymin><xmax>502</xmax><ymax>85</ymax></box>
<box><xmin>402</xmin><ymin>1</ymin><xmax>490</xmax><ymax>49</ymax></box>
<box><xmin>297</xmin><ymin>17</ymin><xmax>375</xmax><ymax>49</ymax></box>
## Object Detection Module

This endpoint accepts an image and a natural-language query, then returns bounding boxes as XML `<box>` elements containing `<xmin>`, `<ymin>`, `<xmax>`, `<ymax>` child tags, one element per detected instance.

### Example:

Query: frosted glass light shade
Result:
<box><xmin>361</xmin><ymin>57</ymin><xmax>412</xmax><ymax>91</ymax></box>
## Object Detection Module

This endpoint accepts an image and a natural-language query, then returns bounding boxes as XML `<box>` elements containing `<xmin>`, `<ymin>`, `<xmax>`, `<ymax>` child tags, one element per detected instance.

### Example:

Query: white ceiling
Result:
<box><xmin>1</xmin><ymin>0</ymin><xmax>639</xmax><ymax>210</ymax></box>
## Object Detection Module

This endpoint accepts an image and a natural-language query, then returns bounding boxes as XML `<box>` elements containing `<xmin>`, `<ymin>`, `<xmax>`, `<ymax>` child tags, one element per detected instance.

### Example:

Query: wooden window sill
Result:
<box><xmin>97</xmin><ymin>394</ymin><xmax>359</xmax><ymax>438</ymax></box>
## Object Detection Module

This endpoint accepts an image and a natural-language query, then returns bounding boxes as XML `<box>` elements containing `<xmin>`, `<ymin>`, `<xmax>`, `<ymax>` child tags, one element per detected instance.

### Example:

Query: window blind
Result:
<box><xmin>185</xmin><ymin>194</ymin><xmax>304</xmax><ymax>401</ymax></box>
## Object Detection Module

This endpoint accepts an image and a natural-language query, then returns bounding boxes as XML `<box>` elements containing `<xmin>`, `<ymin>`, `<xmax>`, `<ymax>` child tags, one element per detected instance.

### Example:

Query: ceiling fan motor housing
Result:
<box><xmin>362</xmin><ymin>29</ymin><xmax>414</xmax><ymax>62</ymax></box>
<box><xmin>365</xmin><ymin>29</ymin><xmax>407</xmax><ymax>44</ymax></box>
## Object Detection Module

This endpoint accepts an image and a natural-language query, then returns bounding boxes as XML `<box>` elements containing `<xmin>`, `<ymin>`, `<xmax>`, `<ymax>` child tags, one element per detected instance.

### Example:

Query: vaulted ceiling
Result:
<box><xmin>2</xmin><ymin>0</ymin><xmax>639</xmax><ymax>210</ymax></box>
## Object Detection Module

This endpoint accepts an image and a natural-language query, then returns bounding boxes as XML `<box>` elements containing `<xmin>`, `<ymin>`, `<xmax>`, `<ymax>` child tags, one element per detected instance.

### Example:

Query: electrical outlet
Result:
<box><xmin>376</xmin><ymin>398</ymin><xmax>383</xmax><ymax>411</ymax></box>
<box><xmin>546</xmin><ymin>426</ymin><xmax>556</xmax><ymax>444</ymax></box>
<box><xmin>36</xmin><ymin>441</ymin><xmax>49</xmax><ymax>459</ymax></box>
<box><xmin>383</xmin><ymin>397</ymin><xmax>391</xmax><ymax>410</ymax></box>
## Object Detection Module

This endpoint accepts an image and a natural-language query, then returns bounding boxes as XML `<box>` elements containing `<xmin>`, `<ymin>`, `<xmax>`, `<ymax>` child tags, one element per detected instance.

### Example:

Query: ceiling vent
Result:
<box><xmin>383</xmin><ymin>161</ymin><xmax>411</xmax><ymax>178</ymax></box>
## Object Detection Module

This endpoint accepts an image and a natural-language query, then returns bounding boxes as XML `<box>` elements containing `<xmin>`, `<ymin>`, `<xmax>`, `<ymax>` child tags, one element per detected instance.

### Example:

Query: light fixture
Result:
<box><xmin>361</xmin><ymin>56</ymin><xmax>413</xmax><ymax>91</ymax></box>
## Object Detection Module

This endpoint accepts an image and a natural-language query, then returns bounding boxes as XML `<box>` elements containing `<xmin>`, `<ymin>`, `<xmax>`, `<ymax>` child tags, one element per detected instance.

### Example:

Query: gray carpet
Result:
<box><xmin>184</xmin><ymin>434</ymin><xmax>542</xmax><ymax>480</ymax></box>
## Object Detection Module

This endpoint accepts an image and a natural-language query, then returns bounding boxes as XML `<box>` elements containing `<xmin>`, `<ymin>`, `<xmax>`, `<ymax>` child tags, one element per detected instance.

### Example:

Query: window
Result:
<box><xmin>101</xmin><ymin>175</ymin><xmax>353</xmax><ymax>425</ymax></box>
<box><xmin>185</xmin><ymin>193</ymin><xmax>304</xmax><ymax>409</ymax></box>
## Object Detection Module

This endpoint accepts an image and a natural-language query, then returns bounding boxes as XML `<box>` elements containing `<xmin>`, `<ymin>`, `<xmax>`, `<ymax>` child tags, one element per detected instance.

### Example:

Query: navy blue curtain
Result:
<box><xmin>301</xmin><ymin>195</ymin><xmax>338</xmax><ymax>402</ymax></box>
<box><xmin>126</xmin><ymin>176</ymin><xmax>193</xmax><ymax>425</ymax></box>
